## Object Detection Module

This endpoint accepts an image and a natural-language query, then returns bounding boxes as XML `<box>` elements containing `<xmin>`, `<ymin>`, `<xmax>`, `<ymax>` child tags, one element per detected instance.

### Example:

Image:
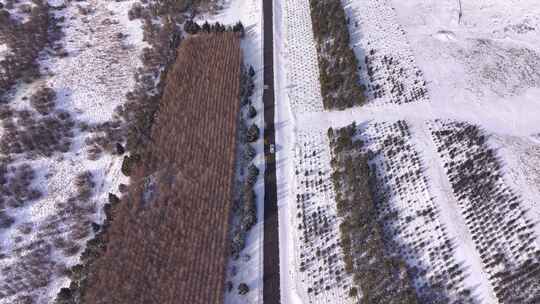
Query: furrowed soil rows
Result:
<box><xmin>82</xmin><ymin>33</ymin><xmax>241</xmax><ymax>304</ymax></box>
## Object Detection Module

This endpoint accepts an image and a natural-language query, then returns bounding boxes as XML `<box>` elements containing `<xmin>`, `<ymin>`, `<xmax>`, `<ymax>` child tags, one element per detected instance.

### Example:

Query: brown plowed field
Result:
<box><xmin>83</xmin><ymin>33</ymin><xmax>241</xmax><ymax>304</ymax></box>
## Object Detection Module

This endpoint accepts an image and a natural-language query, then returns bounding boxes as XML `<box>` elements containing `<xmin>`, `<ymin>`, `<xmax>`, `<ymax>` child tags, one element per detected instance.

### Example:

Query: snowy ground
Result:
<box><xmin>0</xmin><ymin>44</ymin><xmax>8</xmax><ymax>63</ymax></box>
<box><xmin>275</xmin><ymin>0</ymin><xmax>540</xmax><ymax>303</ymax></box>
<box><xmin>0</xmin><ymin>0</ymin><xmax>144</xmax><ymax>302</ymax></box>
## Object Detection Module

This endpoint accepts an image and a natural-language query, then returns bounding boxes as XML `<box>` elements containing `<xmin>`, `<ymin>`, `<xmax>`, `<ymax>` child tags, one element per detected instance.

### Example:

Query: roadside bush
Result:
<box><xmin>243</xmin><ymin>144</ymin><xmax>256</xmax><ymax>161</ymax></box>
<box><xmin>240</xmin><ymin>64</ymin><xmax>255</xmax><ymax>100</ymax></box>
<box><xmin>241</xmin><ymin>188</ymin><xmax>256</xmax><ymax>231</ymax></box>
<box><xmin>238</xmin><ymin>283</ymin><xmax>249</xmax><ymax>295</ymax></box>
<box><xmin>246</xmin><ymin>164</ymin><xmax>259</xmax><ymax>186</ymax></box>
<box><xmin>247</xmin><ymin>105</ymin><xmax>257</xmax><ymax>119</ymax></box>
<box><xmin>121</xmin><ymin>154</ymin><xmax>140</xmax><ymax>176</ymax></box>
<box><xmin>246</xmin><ymin>124</ymin><xmax>260</xmax><ymax>142</ymax></box>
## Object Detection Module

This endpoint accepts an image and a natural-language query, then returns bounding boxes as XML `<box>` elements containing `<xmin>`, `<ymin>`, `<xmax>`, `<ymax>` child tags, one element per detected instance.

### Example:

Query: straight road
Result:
<box><xmin>262</xmin><ymin>0</ymin><xmax>281</xmax><ymax>302</ymax></box>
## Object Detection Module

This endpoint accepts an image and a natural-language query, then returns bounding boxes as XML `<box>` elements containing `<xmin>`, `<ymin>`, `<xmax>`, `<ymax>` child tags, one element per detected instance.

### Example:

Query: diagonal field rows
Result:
<box><xmin>277</xmin><ymin>0</ymin><xmax>540</xmax><ymax>303</ymax></box>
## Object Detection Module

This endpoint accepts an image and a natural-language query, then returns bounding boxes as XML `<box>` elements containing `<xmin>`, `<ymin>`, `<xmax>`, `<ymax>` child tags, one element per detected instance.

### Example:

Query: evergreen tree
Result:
<box><xmin>233</xmin><ymin>21</ymin><xmax>245</xmax><ymax>37</ymax></box>
<box><xmin>246</xmin><ymin>124</ymin><xmax>260</xmax><ymax>142</ymax></box>
<box><xmin>247</xmin><ymin>105</ymin><xmax>257</xmax><ymax>119</ymax></box>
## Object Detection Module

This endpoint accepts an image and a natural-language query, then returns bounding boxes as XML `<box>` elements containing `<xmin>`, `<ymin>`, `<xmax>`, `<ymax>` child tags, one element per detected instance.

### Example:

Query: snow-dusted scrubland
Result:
<box><xmin>0</xmin><ymin>0</ymin><xmax>144</xmax><ymax>302</ymax></box>
<box><xmin>276</xmin><ymin>0</ymin><xmax>540</xmax><ymax>303</ymax></box>
<box><xmin>0</xmin><ymin>0</ymin><xmax>264</xmax><ymax>301</ymax></box>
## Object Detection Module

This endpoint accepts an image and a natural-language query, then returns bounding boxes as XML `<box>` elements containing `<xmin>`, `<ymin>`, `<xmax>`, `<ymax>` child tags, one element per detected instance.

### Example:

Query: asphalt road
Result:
<box><xmin>262</xmin><ymin>0</ymin><xmax>281</xmax><ymax>302</ymax></box>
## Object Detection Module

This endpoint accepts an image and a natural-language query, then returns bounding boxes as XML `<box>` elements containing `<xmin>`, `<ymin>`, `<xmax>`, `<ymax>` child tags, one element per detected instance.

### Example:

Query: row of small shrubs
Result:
<box><xmin>309</xmin><ymin>0</ymin><xmax>365</xmax><ymax>110</ymax></box>
<box><xmin>230</xmin><ymin>65</ymin><xmax>259</xmax><ymax>259</ymax></box>
<box><xmin>328</xmin><ymin>124</ymin><xmax>418</xmax><ymax>303</ymax></box>
<box><xmin>184</xmin><ymin>20</ymin><xmax>245</xmax><ymax>37</ymax></box>
<box><xmin>54</xmin><ymin>192</ymin><xmax>122</xmax><ymax>304</ymax></box>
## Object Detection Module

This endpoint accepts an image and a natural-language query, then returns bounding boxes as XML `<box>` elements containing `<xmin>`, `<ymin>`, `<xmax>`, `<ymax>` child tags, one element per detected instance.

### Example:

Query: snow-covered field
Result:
<box><xmin>282</xmin><ymin>0</ymin><xmax>324</xmax><ymax>114</ymax></box>
<box><xmin>290</xmin><ymin>130</ymin><xmax>355</xmax><ymax>304</ymax></box>
<box><xmin>362</xmin><ymin>120</ymin><xmax>478</xmax><ymax>303</ymax></box>
<box><xmin>276</xmin><ymin>0</ymin><xmax>540</xmax><ymax>303</ymax></box>
<box><xmin>0</xmin><ymin>0</ymin><xmax>143</xmax><ymax>302</ymax></box>
<box><xmin>343</xmin><ymin>0</ymin><xmax>429</xmax><ymax>107</ymax></box>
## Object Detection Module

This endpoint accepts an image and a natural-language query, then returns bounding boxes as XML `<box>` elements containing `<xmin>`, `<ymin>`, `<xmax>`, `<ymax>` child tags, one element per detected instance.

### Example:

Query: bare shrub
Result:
<box><xmin>74</xmin><ymin>171</ymin><xmax>94</xmax><ymax>202</ymax></box>
<box><xmin>128</xmin><ymin>2</ymin><xmax>142</xmax><ymax>20</ymax></box>
<box><xmin>0</xmin><ymin>108</ymin><xmax>75</xmax><ymax>157</ymax></box>
<box><xmin>30</xmin><ymin>86</ymin><xmax>56</xmax><ymax>115</ymax></box>
<box><xmin>0</xmin><ymin>0</ymin><xmax>59</xmax><ymax>97</ymax></box>
<box><xmin>0</xmin><ymin>211</ymin><xmax>15</xmax><ymax>229</ymax></box>
<box><xmin>17</xmin><ymin>222</ymin><xmax>34</xmax><ymax>234</ymax></box>
<box><xmin>0</xmin><ymin>163</ymin><xmax>41</xmax><ymax>209</ymax></box>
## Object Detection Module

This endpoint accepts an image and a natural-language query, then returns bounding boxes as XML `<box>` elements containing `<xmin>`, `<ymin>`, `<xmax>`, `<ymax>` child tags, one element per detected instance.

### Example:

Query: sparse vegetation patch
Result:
<box><xmin>328</xmin><ymin>123</ymin><xmax>418</xmax><ymax>303</ymax></box>
<box><xmin>309</xmin><ymin>0</ymin><xmax>365</xmax><ymax>110</ymax></box>
<box><xmin>429</xmin><ymin>120</ymin><xmax>540</xmax><ymax>303</ymax></box>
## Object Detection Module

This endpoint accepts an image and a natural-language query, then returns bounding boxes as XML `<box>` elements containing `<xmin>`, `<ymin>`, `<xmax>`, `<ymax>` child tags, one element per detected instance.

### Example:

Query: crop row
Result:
<box><xmin>328</xmin><ymin>122</ymin><xmax>418</xmax><ymax>304</ymax></box>
<box><xmin>309</xmin><ymin>0</ymin><xmax>365</xmax><ymax>110</ymax></box>
<box><xmin>343</xmin><ymin>0</ymin><xmax>428</xmax><ymax>106</ymax></box>
<box><xmin>361</xmin><ymin>120</ymin><xmax>474</xmax><ymax>303</ymax></box>
<box><xmin>283</xmin><ymin>0</ymin><xmax>325</xmax><ymax>113</ymax></box>
<box><xmin>291</xmin><ymin>131</ymin><xmax>355</xmax><ymax>304</ymax></box>
<box><xmin>429</xmin><ymin>120</ymin><xmax>540</xmax><ymax>304</ymax></box>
